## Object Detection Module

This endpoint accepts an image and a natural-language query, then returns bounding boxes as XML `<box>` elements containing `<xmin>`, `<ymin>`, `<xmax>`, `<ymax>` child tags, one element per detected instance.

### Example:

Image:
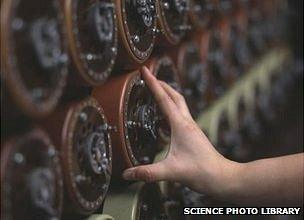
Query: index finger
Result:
<box><xmin>141</xmin><ymin>66</ymin><xmax>179</xmax><ymax>121</ymax></box>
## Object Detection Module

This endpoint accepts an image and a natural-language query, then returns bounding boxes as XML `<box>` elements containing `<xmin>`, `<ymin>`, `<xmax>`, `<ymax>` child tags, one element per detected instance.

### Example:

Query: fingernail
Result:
<box><xmin>142</xmin><ymin>66</ymin><xmax>152</xmax><ymax>75</ymax></box>
<box><xmin>141</xmin><ymin>66</ymin><xmax>147</xmax><ymax>72</ymax></box>
<box><xmin>122</xmin><ymin>169</ymin><xmax>134</xmax><ymax>180</ymax></box>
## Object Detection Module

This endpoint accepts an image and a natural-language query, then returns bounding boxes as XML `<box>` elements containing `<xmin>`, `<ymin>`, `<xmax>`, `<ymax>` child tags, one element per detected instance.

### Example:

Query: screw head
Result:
<box><xmin>47</xmin><ymin>148</ymin><xmax>56</xmax><ymax>158</ymax></box>
<box><xmin>79</xmin><ymin>112</ymin><xmax>88</xmax><ymax>123</ymax></box>
<box><xmin>132</xmin><ymin>35</ymin><xmax>140</xmax><ymax>43</ymax></box>
<box><xmin>13</xmin><ymin>153</ymin><xmax>24</xmax><ymax>164</ymax></box>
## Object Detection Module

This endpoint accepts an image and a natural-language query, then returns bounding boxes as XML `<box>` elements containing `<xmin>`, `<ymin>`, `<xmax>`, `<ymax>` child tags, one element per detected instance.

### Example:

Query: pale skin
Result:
<box><xmin>123</xmin><ymin>66</ymin><xmax>304</xmax><ymax>206</ymax></box>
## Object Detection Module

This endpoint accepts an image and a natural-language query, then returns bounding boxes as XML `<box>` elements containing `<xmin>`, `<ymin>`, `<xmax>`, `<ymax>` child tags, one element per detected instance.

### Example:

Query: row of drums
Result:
<box><xmin>200</xmin><ymin>54</ymin><xmax>303</xmax><ymax>162</ymax></box>
<box><xmin>1</xmin><ymin>0</ymin><xmax>287</xmax><ymax>119</ymax></box>
<box><xmin>1</xmin><ymin>0</ymin><xmax>291</xmax><ymax>220</ymax></box>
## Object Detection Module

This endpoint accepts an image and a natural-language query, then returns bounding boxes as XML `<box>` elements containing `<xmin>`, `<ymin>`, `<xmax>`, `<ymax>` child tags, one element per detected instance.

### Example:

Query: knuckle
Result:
<box><xmin>132</xmin><ymin>168</ymin><xmax>140</xmax><ymax>180</ymax></box>
<box><xmin>141</xmin><ymin>168</ymin><xmax>154</xmax><ymax>182</ymax></box>
<box><xmin>183</xmin><ymin>120</ymin><xmax>198</xmax><ymax>131</ymax></box>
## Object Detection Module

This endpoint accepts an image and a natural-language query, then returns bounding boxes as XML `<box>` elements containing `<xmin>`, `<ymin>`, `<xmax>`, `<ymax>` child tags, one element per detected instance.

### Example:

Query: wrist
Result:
<box><xmin>205</xmin><ymin>156</ymin><xmax>245</xmax><ymax>200</ymax></box>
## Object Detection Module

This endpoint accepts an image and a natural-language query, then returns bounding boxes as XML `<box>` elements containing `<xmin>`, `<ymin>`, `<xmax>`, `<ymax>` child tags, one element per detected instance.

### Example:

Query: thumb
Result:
<box><xmin>122</xmin><ymin>162</ymin><xmax>169</xmax><ymax>182</ymax></box>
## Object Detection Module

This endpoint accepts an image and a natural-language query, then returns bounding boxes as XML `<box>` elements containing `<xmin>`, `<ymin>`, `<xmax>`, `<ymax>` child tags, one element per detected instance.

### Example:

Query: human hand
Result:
<box><xmin>122</xmin><ymin>66</ymin><xmax>240</xmax><ymax>196</ymax></box>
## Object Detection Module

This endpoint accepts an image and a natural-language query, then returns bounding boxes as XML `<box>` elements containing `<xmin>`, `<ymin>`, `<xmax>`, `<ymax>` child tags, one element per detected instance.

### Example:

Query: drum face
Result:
<box><xmin>124</xmin><ymin>74</ymin><xmax>160</xmax><ymax>165</ymax></box>
<box><xmin>1</xmin><ymin>130</ymin><xmax>63</xmax><ymax>220</ymax></box>
<box><xmin>61</xmin><ymin>98</ymin><xmax>112</xmax><ymax>214</ymax></box>
<box><xmin>156</xmin><ymin>0</ymin><xmax>189</xmax><ymax>44</ymax></box>
<box><xmin>152</xmin><ymin>56</ymin><xmax>180</xmax><ymax>143</ymax></box>
<box><xmin>65</xmin><ymin>0</ymin><xmax>118</xmax><ymax>84</ymax></box>
<box><xmin>92</xmin><ymin>72</ymin><xmax>161</xmax><ymax>177</ymax></box>
<box><xmin>189</xmin><ymin>0</ymin><xmax>213</xmax><ymax>30</ymax></box>
<box><xmin>154</xmin><ymin>56</ymin><xmax>181</xmax><ymax>91</ymax></box>
<box><xmin>207</xmin><ymin>28</ymin><xmax>235</xmax><ymax>96</ymax></box>
<box><xmin>1</xmin><ymin>0</ymin><xmax>68</xmax><ymax>116</ymax></box>
<box><xmin>117</xmin><ymin>0</ymin><xmax>157</xmax><ymax>62</ymax></box>
<box><xmin>228</xmin><ymin>9</ymin><xmax>252</xmax><ymax>73</ymax></box>
<box><xmin>137</xmin><ymin>184</ymin><xmax>167</xmax><ymax>220</ymax></box>
<box><xmin>178</xmin><ymin>43</ymin><xmax>211</xmax><ymax>116</ymax></box>
<box><xmin>216</xmin><ymin>112</ymin><xmax>236</xmax><ymax>156</ymax></box>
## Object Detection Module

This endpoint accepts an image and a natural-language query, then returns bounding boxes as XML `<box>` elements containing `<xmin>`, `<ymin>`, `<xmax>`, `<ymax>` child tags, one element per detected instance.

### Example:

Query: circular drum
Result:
<box><xmin>247</xmin><ymin>0</ymin><xmax>267</xmax><ymax>56</ymax></box>
<box><xmin>103</xmin><ymin>183</ymin><xmax>167</xmax><ymax>220</ymax></box>
<box><xmin>228</xmin><ymin>4</ymin><xmax>252</xmax><ymax>74</ymax></box>
<box><xmin>239</xmin><ymin>108</ymin><xmax>262</xmax><ymax>159</ymax></box>
<box><xmin>64</xmin><ymin>0</ymin><xmax>118</xmax><ymax>85</ymax></box>
<box><xmin>93</xmin><ymin>71</ymin><xmax>161</xmax><ymax>178</ymax></box>
<box><xmin>175</xmin><ymin>42</ymin><xmax>212</xmax><ymax>117</ymax></box>
<box><xmin>1</xmin><ymin>129</ymin><xmax>63</xmax><ymax>220</ymax></box>
<box><xmin>213</xmin><ymin>0</ymin><xmax>233</xmax><ymax>16</ymax></box>
<box><xmin>147</xmin><ymin>56</ymin><xmax>181</xmax><ymax>146</ymax></box>
<box><xmin>44</xmin><ymin>97</ymin><xmax>112</xmax><ymax>215</ymax></box>
<box><xmin>159</xmin><ymin>180</ymin><xmax>211</xmax><ymax>219</ymax></box>
<box><xmin>211</xmin><ymin>99</ymin><xmax>251</xmax><ymax>162</ymax></box>
<box><xmin>148</xmin><ymin>56</ymin><xmax>181</xmax><ymax>91</ymax></box>
<box><xmin>192</xmin><ymin>30</ymin><xmax>211</xmax><ymax>62</ymax></box>
<box><xmin>156</xmin><ymin>0</ymin><xmax>190</xmax><ymax>45</ymax></box>
<box><xmin>189</xmin><ymin>0</ymin><xmax>213</xmax><ymax>31</ymax></box>
<box><xmin>115</xmin><ymin>0</ymin><xmax>158</xmax><ymax>68</ymax></box>
<box><xmin>207</xmin><ymin>20</ymin><xmax>235</xmax><ymax>97</ymax></box>
<box><xmin>158</xmin><ymin>181</ymin><xmax>186</xmax><ymax>220</ymax></box>
<box><xmin>1</xmin><ymin>0</ymin><xmax>68</xmax><ymax>117</ymax></box>
<box><xmin>227</xmin><ymin>94</ymin><xmax>254</xmax><ymax>161</ymax></box>
<box><xmin>208</xmin><ymin>107</ymin><xmax>239</xmax><ymax>157</ymax></box>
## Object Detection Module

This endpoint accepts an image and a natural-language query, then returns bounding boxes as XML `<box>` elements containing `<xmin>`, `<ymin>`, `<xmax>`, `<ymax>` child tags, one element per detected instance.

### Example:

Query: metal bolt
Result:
<box><xmin>102</xmin><ymin>123</ymin><xmax>117</xmax><ymax>132</ymax></box>
<box><xmin>102</xmin><ymin>158</ymin><xmax>109</xmax><ymax>165</ymax></box>
<box><xmin>138</xmin><ymin>0</ymin><xmax>146</xmax><ymax>4</ymax></box>
<box><xmin>142</xmin><ymin>203</ymin><xmax>148</xmax><ymax>212</ymax></box>
<box><xmin>48</xmin><ymin>148</ymin><xmax>56</xmax><ymax>158</ymax></box>
<box><xmin>79</xmin><ymin>112</ymin><xmax>88</xmax><ymax>123</ymax></box>
<box><xmin>176</xmin><ymin>25</ymin><xmax>192</xmax><ymax>31</ymax></box>
<box><xmin>100</xmin><ymin>124</ymin><xmax>108</xmax><ymax>131</ymax></box>
<box><xmin>104</xmin><ymin>3</ymin><xmax>115</xmax><ymax>9</ymax></box>
<box><xmin>32</xmin><ymin>88</ymin><xmax>44</xmax><ymax>99</ymax></box>
<box><xmin>59</xmin><ymin>53</ymin><xmax>68</xmax><ymax>64</ymax></box>
<box><xmin>101</xmin><ymin>183</ymin><xmax>108</xmax><ymax>191</ymax></box>
<box><xmin>107</xmin><ymin>125</ymin><xmax>117</xmax><ymax>132</ymax></box>
<box><xmin>132</xmin><ymin>35</ymin><xmax>140</xmax><ymax>43</ymax></box>
<box><xmin>127</xmin><ymin>121</ymin><xmax>136</xmax><ymax>128</ymax></box>
<box><xmin>13</xmin><ymin>153</ymin><xmax>24</xmax><ymax>164</ymax></box>
<box><xmin>193</xmin><ymin>5</ymin><xmax>202</xmax><ymax>12</ymax></box>
<box><xmin>111</xmin><ymin>47</ymin><xmax>117</xmax><ymax>54</ymax></box>
<box><xmin>12</xmin><ymin>18</ymin><xmax>25</xmax><ymax>31</ymax></box>
<box><xmin>137</xmin><ymin>80</ymin><xmax>145</xmax><ymax>86</ymax></box>
<box><xmin>149</xmin><ymin>27</ymin><xmax>160</xmax><ymax>35</ymax></box>
<box><xmin>163</xmin><ymin>2</ymin><xmax>170</xmax><ymax>9</ymax></box>
<box><xmin>86</xmin><ymin>54</ymin><xmax>94</xmax><ymax>61</ymax></box>
<box><xmin>140</xmin><ymin>156</ymin><xmax>150</xmax><ymax>164</ymax></box>
<box><xmin>75</xmin><ymin>175</ymin><xmax>87</xmax><ymax>183</ymax></box>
